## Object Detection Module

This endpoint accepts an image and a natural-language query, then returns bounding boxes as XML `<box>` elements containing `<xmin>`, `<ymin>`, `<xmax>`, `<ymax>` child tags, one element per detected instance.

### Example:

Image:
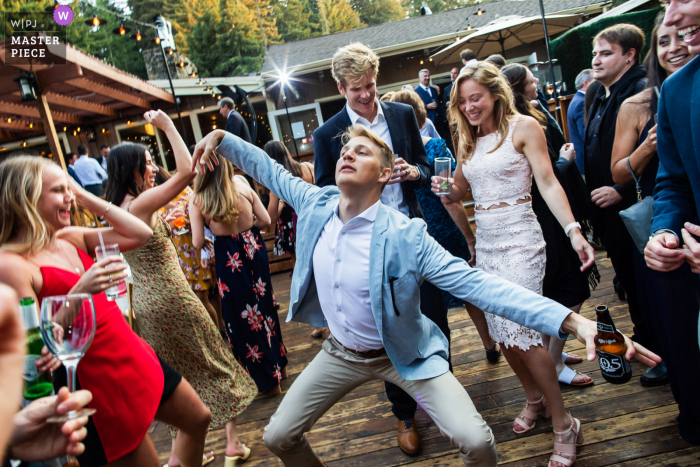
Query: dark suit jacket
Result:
<box><xmin>651</xmin><ymin>56</ymin><xmax>700</xmax><ymax>236</ymax></box>
<box><xmin>566</xmin><ymin>91</ymin><xmax>586</xmax><ymax>175</ymax></box>
<box><xmin>224</xmin><ymin>109</ymin><xmax>252</xmax><ymax>143</ymax></box>
<box><xmin>414</xmin><ymin>85</ymin><xmax>446</xmax><ymax>123</ymax></box>
<box><xmin>313</xmin><ymin>101</ymin><xmax>430</xmax><ymax>220</ymax></box>
<box><xmin>443</xmin><ymin>82</ymin><xmax>454</xmax><ymax>109</ymax></box>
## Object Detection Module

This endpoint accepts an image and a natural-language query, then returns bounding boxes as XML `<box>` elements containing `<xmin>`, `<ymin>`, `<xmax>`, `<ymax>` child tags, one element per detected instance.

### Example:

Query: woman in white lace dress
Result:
<box><xmin>434</xmin><ymin>62</ymin><xmax>595</xmax><ymax>467</ymax></box>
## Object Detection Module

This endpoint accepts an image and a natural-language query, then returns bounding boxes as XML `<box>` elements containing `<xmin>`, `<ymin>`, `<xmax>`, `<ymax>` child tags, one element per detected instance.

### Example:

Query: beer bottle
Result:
<box><xmin>595</xmin><ymin>305</ymin><xmax>632</xmax><ymax>384</ymax></box>
<box><xmin>19</xmin><ymin>297</ymin><xmax>54</xmax><ymax>401</ymax></box>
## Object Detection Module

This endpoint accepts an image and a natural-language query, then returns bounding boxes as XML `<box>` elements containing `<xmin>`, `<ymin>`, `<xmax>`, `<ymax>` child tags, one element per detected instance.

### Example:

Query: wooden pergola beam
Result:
<box><xmin>0</xmin><ymin>101</ymin><xmax>82</xmax><ymax>125</ymax></box>
<box><xmin>37</xmin><ymin>95</ymin><xmax>65</xmax><ymax>171</ymax></box>
<box><xmin>65</xmin><ymin>77</ymin><xmax>152</xmax><ymax>109</ymax></box>
<box><xmin>35</xmin><ymin>64</ymin><xmax>83</xmax><ymax>89</ymax></box>
<box><xmin>44</xmin><ymin>92</ymin><xmax>118</xmax><ymax>117</ymax></box>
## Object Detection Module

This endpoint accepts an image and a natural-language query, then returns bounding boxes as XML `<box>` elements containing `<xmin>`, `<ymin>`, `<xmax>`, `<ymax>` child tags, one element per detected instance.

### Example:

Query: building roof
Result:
<box><xmin>262</xmin><ymin>0</ymin><xmax>608</xmax><ymax>75</ymax></box>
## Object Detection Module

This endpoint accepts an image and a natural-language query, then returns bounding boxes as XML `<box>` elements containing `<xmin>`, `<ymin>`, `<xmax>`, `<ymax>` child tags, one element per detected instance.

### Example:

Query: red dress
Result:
<box><xmin>37</xmin><ymin>247</ymin><xmax>163</xmax><ymax>462</ymax></box>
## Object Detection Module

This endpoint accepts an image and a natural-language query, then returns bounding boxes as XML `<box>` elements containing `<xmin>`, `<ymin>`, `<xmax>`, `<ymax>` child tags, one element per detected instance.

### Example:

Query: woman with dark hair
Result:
<box><xmin>0</xmin><ymin>156</ymin><xmax>213</xmax><ymax>467</ymax></box>
<box><xmin>190</xmin><ymin>157</ymin><xmax>289</xmax><ymax>397</ymax></box>
<box><xmin>610</xmin><ymin>13</ymin><xmax>700</xmax><ymax>436</ymax></box>
<box><xmin>106</xmin><ymin>110</ymin><xmax>257</xmax><ymax>467</ymax></box>
<box><xmin>501</xmin><ymin>63</ymin><xmax>598</xmax><ymax>388</ymax></box>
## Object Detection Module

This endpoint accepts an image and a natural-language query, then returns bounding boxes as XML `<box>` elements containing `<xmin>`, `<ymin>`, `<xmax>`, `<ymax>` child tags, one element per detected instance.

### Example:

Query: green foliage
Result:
<box><xmin>550</xmin><ymin>8</ymin><xmax>662</xmax><ymax>92</ymax></box>
<box><xmin>321</xmin><ymin>0</ymin><xmax>362</xmax><ymax>34</ymax></box>
<box><xmin>272</xmin><ymin>0</ymin><xmax>321</xmax><ymax>42</ymax></box>
<box><xmin>187</xmin><ymin>0</ymin><xmax>271</xmax><ymax>77</ymax></box>
<box><xmin>349</xmin><ymin>0</ymin><xmax>403</xmax><ymax>27</ymax></box>
<box><xmin>64</xmin><ymin>0</ymin><xmax>149</xmax><ymax>79</ymax></box>
<box><xmin>401</xmin><ymin>0</ymin><xmax>465</xmax><ymax>18</ymax></box>
<box><xmin>2</xmin><ymin>0</ymin><xmax>55</xmax><ymax>37</ymax></box>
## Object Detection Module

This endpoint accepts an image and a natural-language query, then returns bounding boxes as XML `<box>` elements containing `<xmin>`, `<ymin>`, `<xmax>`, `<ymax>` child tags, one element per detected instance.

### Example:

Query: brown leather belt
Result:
<box><xmin>340</xmin><ymin>343</ymin><xmax>386</xmax><ymax>359</ymax></box>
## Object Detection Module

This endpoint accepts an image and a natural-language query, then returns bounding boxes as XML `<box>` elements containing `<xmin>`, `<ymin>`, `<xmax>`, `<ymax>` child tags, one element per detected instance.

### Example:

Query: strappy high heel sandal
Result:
<box><xmin>485</xmin><ymin>343</ymin><xmax>501</xmax><ymax>363</ymax></box>
<box><xmin>513</xmin><ymin>395</ymin><xmax>551</xmax><ymax>434</ymax></box>
<box><xmin>549</xmin><ymin>414</ymin><xmax>583</xmax><ymax>467</ymax></box>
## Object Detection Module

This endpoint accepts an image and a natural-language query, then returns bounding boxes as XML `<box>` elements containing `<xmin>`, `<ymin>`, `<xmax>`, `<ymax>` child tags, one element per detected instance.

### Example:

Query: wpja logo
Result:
<box><xmin>4</xmin><ymin>12</ymin><xmax>67</xmax><ymax>64</ymax></box>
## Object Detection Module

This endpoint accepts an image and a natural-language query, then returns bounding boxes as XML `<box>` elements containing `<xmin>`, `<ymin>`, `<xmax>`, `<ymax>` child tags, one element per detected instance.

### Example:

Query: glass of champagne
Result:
<box><xmin>434</xmin><ymin>157</ymin><xmax>452</xmax><ymax>195</ymax></box>
<box><xmin>95</xmin><ymin>244</ymin><xmax>127</xmax><ymax>300</ymax></box>
<box><xmin>40</xmin><ymin>294</ymin><xmax>97</xmax><ymax>422</ymax></box>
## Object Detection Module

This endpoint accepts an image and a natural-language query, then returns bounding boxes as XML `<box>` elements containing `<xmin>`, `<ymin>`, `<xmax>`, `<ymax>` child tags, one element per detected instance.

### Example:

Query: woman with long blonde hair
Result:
<box><xmin>190</xmin><ymin>157</ymin><xmax>289</xmax><ymax>397</ymax></box>
<box><xmin>434</xmin><ymin>62</ymin><xmax>595</xmax><ymax>467</ymax></box>
<box><xmin>0</xmin><ymin>155</ymin><xmax>213</xmax><ymax>467</ymax></box>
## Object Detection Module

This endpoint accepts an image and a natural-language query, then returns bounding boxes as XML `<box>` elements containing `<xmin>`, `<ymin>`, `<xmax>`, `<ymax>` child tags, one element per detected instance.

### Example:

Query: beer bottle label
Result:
<box><xmin>596</xmin><ymin>349</ymin><xmax>631</xmax><ymax>379</ymax></box>
<box><xmin>23</xmin><ymin>354</ymin><xmax>40</xmax><ymax>381</ymax></box>
<box><xmin>597</xmin><ymin>322</ymin><xmax>615</xmax><ymax>333</ymax></box>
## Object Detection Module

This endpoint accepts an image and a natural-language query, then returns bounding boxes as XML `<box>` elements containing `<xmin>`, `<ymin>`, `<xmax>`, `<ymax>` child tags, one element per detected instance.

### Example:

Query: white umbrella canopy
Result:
<box><xmin>431</xmin><ymin>13</ymin><xmax>582</xmax><ymax>65</ymax></box>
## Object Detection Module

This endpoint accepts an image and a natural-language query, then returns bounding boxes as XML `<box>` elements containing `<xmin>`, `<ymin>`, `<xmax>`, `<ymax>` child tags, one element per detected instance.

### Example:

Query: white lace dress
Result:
<box><xmin>462</xmin><ymin>118</ymin><xmax>546</xmax><ymax>350</ymax></box>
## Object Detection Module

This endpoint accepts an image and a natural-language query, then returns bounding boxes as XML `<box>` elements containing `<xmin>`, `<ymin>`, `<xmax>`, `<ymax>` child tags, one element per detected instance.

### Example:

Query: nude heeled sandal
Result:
<box><xmin>549</xmin><ymin>414</ymin><xmax>583</xmax><ymax>467</ymax></box>
<box><xmin>513</xmin><ymin>395</ymin><xmax>551</xmax><ymax>434</ymax></box>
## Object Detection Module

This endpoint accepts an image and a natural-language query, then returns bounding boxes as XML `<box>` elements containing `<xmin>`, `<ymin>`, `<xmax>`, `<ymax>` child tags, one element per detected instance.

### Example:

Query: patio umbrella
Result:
<box><xmin>430</xmin><ymin>13</ymin><xmax>582</xmax><ymax>65</ymax></box>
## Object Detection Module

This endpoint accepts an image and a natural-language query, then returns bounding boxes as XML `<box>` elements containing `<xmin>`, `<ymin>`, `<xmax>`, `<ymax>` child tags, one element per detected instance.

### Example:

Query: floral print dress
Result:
<box><xmin>214</xmin><ymin>226</ymin><xmax>288</xmax><ymax>393</ymax></box>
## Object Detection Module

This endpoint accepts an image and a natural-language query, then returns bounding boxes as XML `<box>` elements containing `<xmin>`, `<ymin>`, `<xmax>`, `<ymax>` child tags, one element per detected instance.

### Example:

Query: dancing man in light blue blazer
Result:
<box><xmin>192</xmin><ymin>126</ymin><xmax>658</xmax><ymax>467</ymax></box>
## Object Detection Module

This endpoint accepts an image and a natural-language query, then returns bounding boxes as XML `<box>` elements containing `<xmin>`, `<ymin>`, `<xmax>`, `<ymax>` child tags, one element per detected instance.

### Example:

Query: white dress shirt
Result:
<box><xmin>420</xmin><ymin>119</ymin><xmax>440</xmax><ymax>139</ymax></box>
<box><xmin>346</xmin><ymin>101</ymin><xmax>409</xmax><ymax>216</ymax></box>
<box><xmin>312</xmin><ymin>200</ymin><xmax>383</xmax><ymax>351</ymax></box>
<box><xmin>73</xmin><ymin>155</ymin><xmax>108</xmax><ymax>186</ymax></box>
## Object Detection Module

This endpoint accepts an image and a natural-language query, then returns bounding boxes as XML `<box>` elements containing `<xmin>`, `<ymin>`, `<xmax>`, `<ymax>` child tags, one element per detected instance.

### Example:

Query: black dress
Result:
<box><xmin>532</xmin><ymin>104</ymin><xmax>599</xmax><ymax>307</ymax></box>
<box><xmin>214</xmin><ymin>226</ymin><xmax>288</xmax><ymax>393</ymax></box>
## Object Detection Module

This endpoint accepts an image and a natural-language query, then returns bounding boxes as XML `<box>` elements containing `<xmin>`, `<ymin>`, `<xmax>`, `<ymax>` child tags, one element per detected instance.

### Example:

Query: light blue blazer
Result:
<box><xmin>217</xmin><ymin>134</ymin><xmax>572</xmax><ymax>380</ymax></box>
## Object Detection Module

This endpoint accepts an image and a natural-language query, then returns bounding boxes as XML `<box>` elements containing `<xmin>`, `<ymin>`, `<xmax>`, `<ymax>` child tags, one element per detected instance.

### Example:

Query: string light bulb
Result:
<box><xmin>155</xmin><ymin>36</ymin><xmax>161</xmax><ymax>44</ymax></box>
<box><xmin>112</xmin><ymin>23</ymin><xmax>131</xmax><ymax>36</ymax></box>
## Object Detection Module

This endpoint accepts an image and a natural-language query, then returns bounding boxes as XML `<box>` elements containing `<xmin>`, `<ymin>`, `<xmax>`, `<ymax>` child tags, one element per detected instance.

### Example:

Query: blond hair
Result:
<box><xmin>331</xmin><ymin>43</ymin><xmax>380</xmax><ymax>88</ymax></box>
<box><xmin>384</xmin><ymin>89</ymin><xmax>427</xmax><ymax>130</ymax></box>
<box><xmin>0</xmin><ymin>156</ymin><xmax>59</xmax><ymax>254</ymax></box>
<box><xmin>192</xmin><ymin>157</ymin><xmax>240</xmax><ymax>225</ymax></box>
<box><xmin>449</xmin><ymin>61</ymin><xmax>518</xmax><ymax>163</ymax></box>
<box><xmin>341</xmin><ymin>124</ymin><xmax>395</xmax><ymax>174</ymax></box>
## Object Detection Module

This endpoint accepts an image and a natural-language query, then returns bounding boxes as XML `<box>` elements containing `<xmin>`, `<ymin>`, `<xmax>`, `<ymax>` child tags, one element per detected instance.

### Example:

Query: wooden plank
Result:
<box><xmin>34</xmin><ymin>63</ymin><xmax>83</xmax><ymax>90</ymax></box>
<box><xmin>0</xmin><ymin>119</ymin><xmax>42</xmax><ymax>132</ymax></box>
<box><xmin>44</xmin><ymin>92</ymin><xmax>118</xmax><ymax>117</ymax></box>
<box><xmin>64</xmin><ymin>77</ymin><xmax>152</xmax><ymax>109</ymax></box>
<box><xmin>37</xmin><ymin>94</ymin><xmax>64</xmax><ymax>169</ymax></box>
<box><xmin>0</xmin><ymin>100</ymin><xmax>82</xmax><ymax>124</ymax></box>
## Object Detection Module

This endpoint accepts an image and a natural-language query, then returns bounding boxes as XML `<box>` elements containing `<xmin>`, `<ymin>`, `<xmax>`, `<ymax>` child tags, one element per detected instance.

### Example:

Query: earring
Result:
<box><xmin>626</xmin><ymin>59</ymin><xmax>631</xmax><ymax>64</ymax></box>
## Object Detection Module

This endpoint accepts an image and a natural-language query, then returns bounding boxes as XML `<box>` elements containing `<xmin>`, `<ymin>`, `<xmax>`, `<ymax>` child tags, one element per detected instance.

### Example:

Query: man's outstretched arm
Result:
<box><xmin>192</xmin><ymin>130</ymin><xmax>317</xmax><ymax>212</ymax></box>
<box><xmin>416</xmin><ymin>225</ymin><xmax>661</xmax><ymax>366</ymax></box>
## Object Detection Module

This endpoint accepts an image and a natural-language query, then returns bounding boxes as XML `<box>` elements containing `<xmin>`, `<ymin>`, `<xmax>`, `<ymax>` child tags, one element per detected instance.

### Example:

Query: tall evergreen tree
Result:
<box><xmin>272</xmin><ymin>0</ymin><xmax>321</xmax><ymax>42</ymax></box>
<box><xmin>2</xmin><ymin>0</ymin><xmax>53</xmax><ymax>37</ymax></box>
<box><xmin>322</xmin><ymin>0</ymin><xmax>362</xmax><ymax>34</ymax></box>
<box><xmin>401</xmin><ymin>0</ymin><xmax>465</xmax><ymax>17</ymax></box>
<box><xmin>349</xmin><ymin>0</ymin><xmax>403</xmax><ymax>27</ymax></box>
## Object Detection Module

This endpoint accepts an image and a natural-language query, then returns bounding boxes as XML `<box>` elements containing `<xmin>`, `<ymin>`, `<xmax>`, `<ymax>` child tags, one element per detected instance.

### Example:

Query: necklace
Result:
<box><xmin>58</xmin><ymin>242</ymin><xmax>81</xmax><ymax>275</ymax></box>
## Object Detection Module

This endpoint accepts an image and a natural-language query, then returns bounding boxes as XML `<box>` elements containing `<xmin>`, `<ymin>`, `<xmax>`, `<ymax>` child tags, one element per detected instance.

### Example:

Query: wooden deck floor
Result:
<box><xmin>151</xmin><ymin>252</ymin><xmax>699</xmax><ymax>466</ymax></box>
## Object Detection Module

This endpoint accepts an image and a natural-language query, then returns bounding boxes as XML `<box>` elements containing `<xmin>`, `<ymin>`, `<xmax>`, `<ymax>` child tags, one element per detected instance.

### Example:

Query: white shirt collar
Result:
<box><xmin>420</xmin><ymin>83</ymin><xmax>431</xmax><ymax>92</ymax></box>
<box><xmin>332</xmin><ymin>199</ymin><xmax>381</xmax><ymax>224</ymax></box>
<box><xmin>346</xmin><ymin>99</ymin><xmax>384</xmax><ymax>125</ymax></box>
<box><xmin>577</xmin><ymin>90</ymin><xmax>586</xmax><ymax>95</ymax></box>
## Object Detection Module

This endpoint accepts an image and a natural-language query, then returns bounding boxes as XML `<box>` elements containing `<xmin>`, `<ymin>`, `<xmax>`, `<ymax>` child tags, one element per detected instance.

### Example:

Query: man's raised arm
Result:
<box><xmin>193</xmin><ymin>130</ymin><xmax>316</xmax><ymax>212</ymax></box>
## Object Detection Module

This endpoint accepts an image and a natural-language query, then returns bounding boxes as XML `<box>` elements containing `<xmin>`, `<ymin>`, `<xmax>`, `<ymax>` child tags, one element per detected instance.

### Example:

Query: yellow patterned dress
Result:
<box><xmin>123</xmin><ymin>216</ymin><xmax>257</xmax><ymax>434</ymax></box>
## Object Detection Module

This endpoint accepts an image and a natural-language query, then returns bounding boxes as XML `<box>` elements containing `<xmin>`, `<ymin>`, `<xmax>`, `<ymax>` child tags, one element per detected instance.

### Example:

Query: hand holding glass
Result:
<box><xmin>171</xmin><ymin>205</ymin><xmax>189</xmax><ymax>235</ymax></box>
<box><xmin>40</xmin><ymin>294</ymin><xmax>96</xmax><ymax>422</ymax></box>
<box><xmin>434</xmin><ymin>157</ymin><xmax>452</xmax><ymax>195</ymax></box>
<box><xmin>95</xmin><ymin>244</ymin><xmax>127</xmax><ymax>300</ymax></box>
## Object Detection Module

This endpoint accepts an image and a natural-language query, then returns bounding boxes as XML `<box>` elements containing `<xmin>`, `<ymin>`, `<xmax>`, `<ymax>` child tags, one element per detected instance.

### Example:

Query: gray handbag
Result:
<box><xmin>619</xmin><ymin>158</ymin><xmax>654</xmax><ymax>254</ymax></box>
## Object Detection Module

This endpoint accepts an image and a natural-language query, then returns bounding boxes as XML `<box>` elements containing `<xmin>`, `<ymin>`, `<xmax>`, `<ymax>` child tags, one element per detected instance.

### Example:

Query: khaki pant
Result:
<box><xmin>263</xmin><ymin>336</ymin><xmax>497</xmax><ymax>466</ymax></box>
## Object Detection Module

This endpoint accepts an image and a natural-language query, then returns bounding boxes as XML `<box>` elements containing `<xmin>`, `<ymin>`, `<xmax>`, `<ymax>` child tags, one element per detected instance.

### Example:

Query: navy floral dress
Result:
<box><xmin>415</xmin><ymin>138</ymin><xmax>472</xmax><ymax>309</ymax></box>
<box><xmin>214</xmin><ymin>226</ymin><xmax>288</xmax><ymax>393</ymax></box>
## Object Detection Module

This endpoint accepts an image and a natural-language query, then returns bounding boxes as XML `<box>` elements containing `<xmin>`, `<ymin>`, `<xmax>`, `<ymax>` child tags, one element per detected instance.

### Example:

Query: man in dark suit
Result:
<box><xmin>443</xmin><ymin>67</ymin><xmax>460</xmax><ymax>110</ymax></box>
<box><xmin>643</xmin><ymin>0</ymin><xmax>700</xmax><ymax>445</ymax></box>
<box><xmin>313</xmin><ymin>42</ymin><xmax>449</xmax><ymax>456</ymax></box>
<box><xmin>414</xmin><ymin>69</ymin><xmax>445</xmax><ymax>124</ymax></box>
<box><xmin>566</xmin><ymin>69</ymin><xmax>592</xmax><ymax>175</ymax></box>
<box><xmin>219</xmin><ymin>97</ymin><xmax>252</xmax><ymax>143</ymax></box>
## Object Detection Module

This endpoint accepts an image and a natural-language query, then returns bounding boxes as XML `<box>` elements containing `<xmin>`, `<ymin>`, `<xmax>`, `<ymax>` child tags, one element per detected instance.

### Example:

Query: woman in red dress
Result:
<box><xmin>0</xmin><ymin>156</ymin><xmax>212</xmax><ymax>467</ymax></box>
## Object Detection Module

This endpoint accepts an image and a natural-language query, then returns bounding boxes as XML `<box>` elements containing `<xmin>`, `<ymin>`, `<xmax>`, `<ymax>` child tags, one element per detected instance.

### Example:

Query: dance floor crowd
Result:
<box><xmin>1</xmin><ymin>1</ymin><xmax>700</xmax><ymax>466</ymax></box>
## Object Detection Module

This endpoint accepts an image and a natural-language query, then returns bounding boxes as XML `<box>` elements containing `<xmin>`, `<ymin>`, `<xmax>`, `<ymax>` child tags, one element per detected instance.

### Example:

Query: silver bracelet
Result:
<box><xmin>564</xmin><ymin>221</ymin><xmax>581</xmax><ymax>237</ymax></box>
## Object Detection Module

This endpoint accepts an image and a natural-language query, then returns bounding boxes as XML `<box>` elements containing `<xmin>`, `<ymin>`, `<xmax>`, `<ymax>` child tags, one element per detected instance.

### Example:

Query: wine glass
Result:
<box><xmin>40</xmin><ymin>294</ymin><xmax>97</xmax><ymax>422</ymax></box>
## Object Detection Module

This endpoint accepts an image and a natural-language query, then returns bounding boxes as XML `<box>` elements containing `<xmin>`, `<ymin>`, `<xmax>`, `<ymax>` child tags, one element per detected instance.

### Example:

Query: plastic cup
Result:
<box><xmin>434</xmin><ymin>157</ymin><xmax>452</xmax><ymax>195</ymax></box>
<box><xmin>95</xmin><ymin>244</ymin><xmax>127</xmax><ymax>300</ymax></box>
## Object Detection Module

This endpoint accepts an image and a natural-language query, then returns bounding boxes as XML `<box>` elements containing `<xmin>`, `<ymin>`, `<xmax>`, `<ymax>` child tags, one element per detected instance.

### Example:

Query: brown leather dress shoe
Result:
<box><xmin>398</xmin><ymin>418</ymin><xmax>423</xmax><ymax>456</ymax></box>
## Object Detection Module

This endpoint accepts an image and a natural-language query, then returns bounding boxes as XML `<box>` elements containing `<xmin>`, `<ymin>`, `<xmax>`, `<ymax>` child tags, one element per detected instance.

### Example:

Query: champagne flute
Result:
<box><xmin>40</xmin><ymin>294</ymin><xmax>97</xmax><ymax>422</ymax></box>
